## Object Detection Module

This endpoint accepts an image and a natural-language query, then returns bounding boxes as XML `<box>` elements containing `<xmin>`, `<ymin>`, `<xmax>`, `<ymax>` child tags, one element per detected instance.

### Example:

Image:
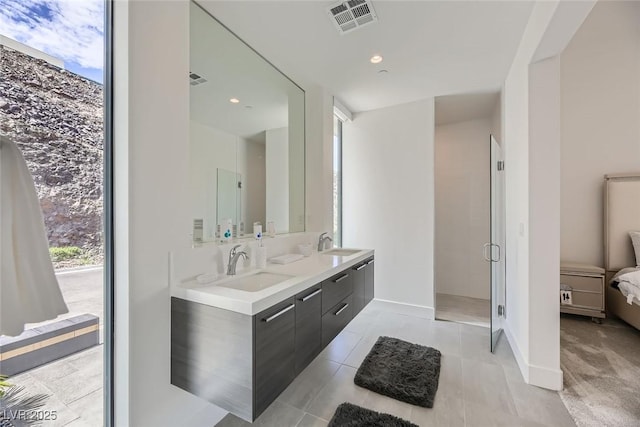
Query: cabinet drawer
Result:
<box><xmin>364</xmin><ymin>257</ymin><xmax>374</xmax><ymax>304</ymax></box>
<box><xmin>254</xmin><ymin>297</ymin><xmax>296</xmax><ymax>417</ymax></box>
<box><xmin>322</xmin><ymin>270</ymin><xmax>353</xmax><ymax>315</ymax></box>
<box><xmin>351</xmin><ymin>263</ymin><xmax>366</xmax><ymax>316</ymax></box>
<box><xmin>560</xmin><ymin>274</ymin><xmax>603</xmax><ymax>293</ymax></box>
<box><xmin>294</xmin><ymin>285</ymin><xmax>322</xmax><ymax>374</ymax></box>
<box><xmin>564</xmin><ymin>291</ymin><xmax>603</xmax><ymax>311</ymax></box>
<box><xmin>322</xmin><ymin>295</ymin><xmax>353</xmax><ymax>347</ymax></box>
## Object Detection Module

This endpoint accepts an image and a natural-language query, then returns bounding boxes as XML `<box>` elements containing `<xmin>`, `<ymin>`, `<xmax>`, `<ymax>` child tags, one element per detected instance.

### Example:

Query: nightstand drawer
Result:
<box><xmin>560</xmin><ymin>274</ymin><xmax>603</xmax><ymax>293</ymax></box>
<box><xmin>568</xmin><ymin>291</ymin><xmax>604</xmax><ymax>311</ymax></box>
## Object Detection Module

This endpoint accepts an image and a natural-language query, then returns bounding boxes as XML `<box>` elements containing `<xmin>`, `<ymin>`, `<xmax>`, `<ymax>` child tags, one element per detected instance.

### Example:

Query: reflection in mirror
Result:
<box><xmin>190</xmin><ymin>2</ymin><xmax>305</xmax><ymax>243</ymax></box>
<box><xmin>217</xmin><ymin>168</ymin><xmax>242</xmax><ymax>236</ymax></box>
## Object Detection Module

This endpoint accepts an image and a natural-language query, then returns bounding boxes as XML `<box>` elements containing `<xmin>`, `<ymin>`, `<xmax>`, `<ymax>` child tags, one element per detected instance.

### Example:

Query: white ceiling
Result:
<box><xmin>435</xmin><ymin>91</ymin><xmax>499</xmax><ymax>126</ymax></box>
<box><xmin>197</xmin><ymin>0</ymin><xmax>535</xmax><ymax>113</ymax></box>
<box><xmin>190</xmin><ymin>2</ymin><xmax>302</xmax><ymax>139</ymax></box>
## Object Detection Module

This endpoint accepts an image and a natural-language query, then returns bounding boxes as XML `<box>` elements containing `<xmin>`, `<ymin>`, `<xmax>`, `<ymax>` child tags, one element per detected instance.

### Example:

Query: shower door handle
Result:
<box><xmin>483</xmin><ymin>243</ymin><xmax>492</xmax><ymax>262</ymax></box>
<box><xmin>492</xmin><ymin>244</ymin><xmax>501</xmax><ymax>262</ymax></box>
<box><xmin>483</xmin><ymin>243</ymin><xmax>501</xmax><ymax>262</ymax></box>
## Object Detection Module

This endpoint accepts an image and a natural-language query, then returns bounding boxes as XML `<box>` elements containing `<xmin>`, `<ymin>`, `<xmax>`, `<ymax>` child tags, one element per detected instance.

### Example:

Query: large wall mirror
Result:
<box><xmin>190</xmin><ymin>1</ymin><xmax>305</xmax><ymax>242</ymax></box>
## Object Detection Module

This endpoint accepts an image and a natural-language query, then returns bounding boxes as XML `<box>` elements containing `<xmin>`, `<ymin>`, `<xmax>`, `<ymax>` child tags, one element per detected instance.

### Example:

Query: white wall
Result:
<box><xmin>529</xmin><ymin>55</ymin><xmax>562</xmax><ymax>389</ymax></box>
<box><xmin>502</xmin><ymin>0</ymin><xmax>599</xmax><ymax>392</ymax></box>
<box><xmin>490</xmin><ymin>95</ymin><xmax>502</xmax><ymax>143</ymax></box>
<box><xmin>343</xmin><ymin>99</ymin><xmax>435</xmax><ymax>313</ymax></box>
<box><xmin>190</xmin><ymin>121</ymin><xmax>264</xmax><ymax>240</ymax></box>
<box><xmin>304</xmin><ymin>85</ymin><xmax>334</xmax><ymax>235</ymax></box>
<box><xmin>243</xmin><ymin>138</ymin><xmax>266</xmax><ymax>229</ymax></box>
<box><xmin>190</xmin><ymin>122</ymin><xmax>236</xmax><ymax>240</ymax></box>
<box><xmin>288</xmin><ymin>92</ymin><xmax>306</xmax><ymax>232</ymax></box>
<box><xmin>434</xmin><ymin>118</ymin><xmax>491</xmax><ymax>300</ymax></box>
<box><xmin>560</xmin><ymin>0</ymin><xmax>640</xmax><ymax>266</ymax></box>
<box><xmin>502</xmin><ymin>0</ymin><xmax>560</xmax><ymax>389</ymax></box>
<box><xmin>113</xmin><ymin>1</ymin><xmax>226</xmax><ymax>425</ymax></box>
<box><xmin>266</xmin><ymin>127</ymin><xmax>289</xmax><ymax>233</ymax></box>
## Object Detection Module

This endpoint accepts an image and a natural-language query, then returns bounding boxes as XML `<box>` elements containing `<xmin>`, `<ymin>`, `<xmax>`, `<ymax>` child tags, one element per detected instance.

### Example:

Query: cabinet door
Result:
<box><xmin>351</xmin><ymin>263</ymin><xmax>366</xmax><ymax>316</ymax></box>
<box><xmin>254</xmin><ymin>297</ymin><xmax>296</xmax><ymax>418</ymax></box>
<box><xmin>322</xmin><ymin>270</ymin><xmax>353</xmax><ymax>315</ymax></box>
<box><xmin>364</xmin><ymin>257</ymin><xmax>375</xmax><ymax>304</ymax></box>
<box><xmin>322</xmin><ymin>295</ymin><xmax>354</xmax><ymax>347</ymax></box>
<box><xmin>295</xmin><ymin>285</ymin><xmax>322</xmax><ymax>374</ymax></box>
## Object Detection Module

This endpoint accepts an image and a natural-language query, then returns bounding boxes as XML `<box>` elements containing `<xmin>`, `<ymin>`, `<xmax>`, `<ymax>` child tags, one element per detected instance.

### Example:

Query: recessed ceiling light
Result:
<box><xmin>370</xmin><ymin>55</ymin><xmax>383</xmax><ymax>64</ymax></box>
<box><xmin>229</xmin><ymin>98</ymin><xmax>240</xmax><ymax>104</ymax></box>
<box><xmin>378</xmin><ymin>69</ymin><xmax>389</xmax><ymax>74</ymax></box>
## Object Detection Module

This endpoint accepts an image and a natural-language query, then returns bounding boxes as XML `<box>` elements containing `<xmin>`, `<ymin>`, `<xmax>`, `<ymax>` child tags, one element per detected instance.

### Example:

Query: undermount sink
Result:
<box><xmin>321</xmin><ymin>248</ymin><xmax>361</xmax><ymax>256</ymax></box>
<box><xmin>215</xmin><ymin>272</ymin><xmax>293</xmax><ymax>292</ymax></box>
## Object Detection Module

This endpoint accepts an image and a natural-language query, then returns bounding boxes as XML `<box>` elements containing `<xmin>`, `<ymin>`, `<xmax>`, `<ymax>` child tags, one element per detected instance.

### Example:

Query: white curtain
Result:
<box><xmin>0</xmin><ymin>136</ymin><xmax>68</xmax><ymax>337</ymax></box>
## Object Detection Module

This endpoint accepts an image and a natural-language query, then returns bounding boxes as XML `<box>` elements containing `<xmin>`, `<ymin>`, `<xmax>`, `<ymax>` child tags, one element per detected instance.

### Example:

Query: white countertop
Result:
<box><xmin>171</xmin><ymin>249</ymin><xmax>374</xmax><ymax>315</ymax></box>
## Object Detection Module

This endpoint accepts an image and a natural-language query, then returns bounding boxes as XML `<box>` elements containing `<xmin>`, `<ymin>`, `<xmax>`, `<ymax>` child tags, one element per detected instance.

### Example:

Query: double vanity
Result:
<box><xmin>180</xmin><ymin>4</ymin><xmax>370</xmax><ymax>420</ymax></box>
<box><xmin>170</xmin><ymin>246</ymin><xmax>374</xmax><ymax>421</ymax></box>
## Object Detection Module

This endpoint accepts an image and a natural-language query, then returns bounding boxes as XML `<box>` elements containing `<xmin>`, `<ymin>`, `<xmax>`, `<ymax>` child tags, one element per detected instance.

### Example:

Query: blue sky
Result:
<box><xmin>0</xmin><ymin>0</ymin><xmax>104</xmax><ymax>83</ymax></box>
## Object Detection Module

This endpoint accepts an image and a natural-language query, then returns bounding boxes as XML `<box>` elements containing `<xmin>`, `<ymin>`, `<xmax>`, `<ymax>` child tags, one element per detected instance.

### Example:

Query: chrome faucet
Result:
<box><xmin>227</xmin><ymin>244</ymin><xmax>248</xmax><ymax>275</ymax></box>
<box><xmin>317</xmin><ymin>232</ymin><xmax>333</xmax><ymax>252</ymax></box>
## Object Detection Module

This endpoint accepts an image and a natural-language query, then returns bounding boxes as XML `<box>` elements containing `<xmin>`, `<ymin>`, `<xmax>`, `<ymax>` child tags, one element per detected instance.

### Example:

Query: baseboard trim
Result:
<box><xmin>503</xmin><ymin>322</ymin><xmax>529</xmax><ymax>383</ymax></box>
<box><xmin>529</xmin><ymin>363</ymin><xmax>563</xmax><ymax>391</ymax></box>
<box><xmin>370</xmin><ymin>298</ymin><xmax>434</xmax><ymax>319</ymax></box>
<box><xmin>503</xmin><ymin>322</ymin><xmax>563</xmax><ymax>391</ymax></box>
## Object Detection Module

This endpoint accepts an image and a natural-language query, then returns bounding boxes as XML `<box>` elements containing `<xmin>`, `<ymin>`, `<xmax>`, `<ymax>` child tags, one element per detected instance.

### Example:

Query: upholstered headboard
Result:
<box><xmin>604</xmin><ymin>173</ymin><xmax>640</xmax><ymax>275</ymax></box>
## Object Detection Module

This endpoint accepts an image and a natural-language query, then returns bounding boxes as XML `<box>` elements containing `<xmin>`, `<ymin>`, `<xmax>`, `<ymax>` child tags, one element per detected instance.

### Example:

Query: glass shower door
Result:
<box><xmin>488</xmin><ymin>134</ymin><xmax>506</xmax><ymax>352</ymax></box>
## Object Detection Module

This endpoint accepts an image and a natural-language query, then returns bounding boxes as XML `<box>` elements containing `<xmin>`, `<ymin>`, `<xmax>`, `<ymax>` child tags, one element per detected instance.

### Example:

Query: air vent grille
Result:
<box><xmin>189</xmin><ymin>72</ymin><xmax>207</xmax><ymax>86</ymax></box>
<box><xmin>327</xmin><ymin>0</ymin><xmax>378</xmax><ymax>35</ymax></box>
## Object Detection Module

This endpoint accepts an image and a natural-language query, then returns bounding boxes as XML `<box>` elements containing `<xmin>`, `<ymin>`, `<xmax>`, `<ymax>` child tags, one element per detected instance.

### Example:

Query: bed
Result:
<box><xmin>604</xmin><ymin>173</ymin><xmax>640</xmax><ymax>330</ymax></box>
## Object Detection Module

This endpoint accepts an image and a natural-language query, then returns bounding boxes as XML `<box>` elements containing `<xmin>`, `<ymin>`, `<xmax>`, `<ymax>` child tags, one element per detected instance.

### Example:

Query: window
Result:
<box><xmin>333</xmin><ymin>115</ymin><xmax>343</xmax><ymax>247</ymax></box>
<box><xmin>0</xmin><ymin>2</ymin><xmax>112</xmax><ymax>425</ymax></box>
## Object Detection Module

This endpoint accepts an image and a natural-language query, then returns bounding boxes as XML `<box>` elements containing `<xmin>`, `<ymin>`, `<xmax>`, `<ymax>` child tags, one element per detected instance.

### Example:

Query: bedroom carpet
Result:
<box><xmin>560</xmin><ymin>314</ymin><xmax>640</xmax><ymax>427</ymax></box>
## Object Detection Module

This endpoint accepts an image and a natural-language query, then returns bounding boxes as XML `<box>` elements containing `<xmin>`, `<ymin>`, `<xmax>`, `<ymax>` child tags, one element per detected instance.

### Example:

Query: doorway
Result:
<box><xmin>433</xmin><ymin>93</ymin><xmax>501</xmax><ymax>334</ymax></box>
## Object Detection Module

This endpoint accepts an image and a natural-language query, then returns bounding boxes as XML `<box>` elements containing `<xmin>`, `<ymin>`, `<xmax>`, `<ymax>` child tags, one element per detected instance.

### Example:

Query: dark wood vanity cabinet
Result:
<box><xmin>171</xmin><ymin>255</ymin><xmax>374</xmax><ymax>422</ymax></box>
<box><xmin>322</xmin><ymin>269</ymin><xmax>353</xmax><ymax>314</ymax></box>
<box><xmin>294</xmin><ymin>285</ymin><xmax>323</xmax><ymax>374</ymax></box>
<box><xmin>254</xmin><ymin>297</ymin><xmax>296</xmax><ymax>416</ymax></box>
<box><xmin>322</xmin><ymin>294</ymin><xmax>354</xmax><ymax>347</ymax></box>
<box><xmin>351</xmin><ymin>262</ymin><xmax>367</xmax><ymax>316</ymax></box>
<box><xmin>364</xmin><ymin>257</ymin><xmax>375</xmax><ymax>304</ymax></box>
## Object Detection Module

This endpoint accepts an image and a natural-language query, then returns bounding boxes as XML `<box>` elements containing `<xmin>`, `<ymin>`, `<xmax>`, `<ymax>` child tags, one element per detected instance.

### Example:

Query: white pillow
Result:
<box><xmin>630</xmin><ymin>231</ymin><xmax>640</xmax><ymax>267</ymax></box>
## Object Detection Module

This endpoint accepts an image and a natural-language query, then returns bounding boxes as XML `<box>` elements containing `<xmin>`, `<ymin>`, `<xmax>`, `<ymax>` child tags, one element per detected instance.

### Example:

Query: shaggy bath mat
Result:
<box><xmin>328</xmin><ymin>402</ymin><xmax>418</xmax><ymax>427</ymax></box>
<box><xmin>354</xmin><ymin>336</ymin><xmax>441</xmax><ymax>407</ymax></box>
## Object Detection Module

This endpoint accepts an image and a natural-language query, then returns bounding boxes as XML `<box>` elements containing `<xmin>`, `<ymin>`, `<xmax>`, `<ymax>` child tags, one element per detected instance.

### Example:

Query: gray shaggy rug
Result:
<box><xmin>354</xmin><ymin>336</ymin><xmax>441</xmax><ymax>407</ymax></box>
<box><xmin>328</xmin><ymin>402</ymin><xmax>418</xmax><ymax>427</ymax></box>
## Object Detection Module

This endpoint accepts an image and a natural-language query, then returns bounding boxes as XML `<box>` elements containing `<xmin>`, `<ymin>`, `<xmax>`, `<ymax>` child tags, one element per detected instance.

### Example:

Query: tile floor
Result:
<box><xmin>217</xmin><ymin>300</ymin><xmax>575</xmax><ymax>427</ymax></box>
<box><xmin>9</xmin><ymin>345</ymin><xmax>104</xmax><ymax>427</ymax></box>
<box><xmin>9</xmin><ymin>267</ymin><xmax>104</xmax><ymax>427</ymax></box>
<box><xmin>435</xmin><ymin>293</ymin><xmax>490</xmax><ymax>328</ymax></box>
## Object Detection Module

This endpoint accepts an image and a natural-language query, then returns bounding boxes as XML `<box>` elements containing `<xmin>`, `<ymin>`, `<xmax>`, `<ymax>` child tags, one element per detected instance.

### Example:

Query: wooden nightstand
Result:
<box><xmin>560</xmin><ymin>262</ymin><xmax>606</xmax><ymax>321</ymax></box>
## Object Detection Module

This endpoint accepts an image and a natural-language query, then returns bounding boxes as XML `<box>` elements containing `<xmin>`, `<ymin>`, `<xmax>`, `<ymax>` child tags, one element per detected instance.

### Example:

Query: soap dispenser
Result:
<box><xmin>254</xmin><ymin>224</ymin><xmax>267</xmax><ymax>268</ymax></box>
<box><xmin>220</xmin><ymin>218</ymin><xmax>233</xmax><ymax>242</ymax></box>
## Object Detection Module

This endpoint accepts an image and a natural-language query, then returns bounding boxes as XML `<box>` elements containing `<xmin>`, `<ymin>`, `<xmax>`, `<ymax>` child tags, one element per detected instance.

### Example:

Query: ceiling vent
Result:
<box><xmin>327</xmin><ymin>0</ymin><xmax>378</xmax><ymax>35</ymax></box>
<box><xmin>189</xmin><ymin>72</ymin><xmax>207</xmax><ymax>86</ymax></box>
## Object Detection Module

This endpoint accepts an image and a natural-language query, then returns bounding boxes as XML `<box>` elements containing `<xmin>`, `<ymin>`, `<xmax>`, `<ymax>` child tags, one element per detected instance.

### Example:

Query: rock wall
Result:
<box><xmin>0</xmin><ymin>45</ymin><xmax>103</xmax><ymax>253</ymax></box>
